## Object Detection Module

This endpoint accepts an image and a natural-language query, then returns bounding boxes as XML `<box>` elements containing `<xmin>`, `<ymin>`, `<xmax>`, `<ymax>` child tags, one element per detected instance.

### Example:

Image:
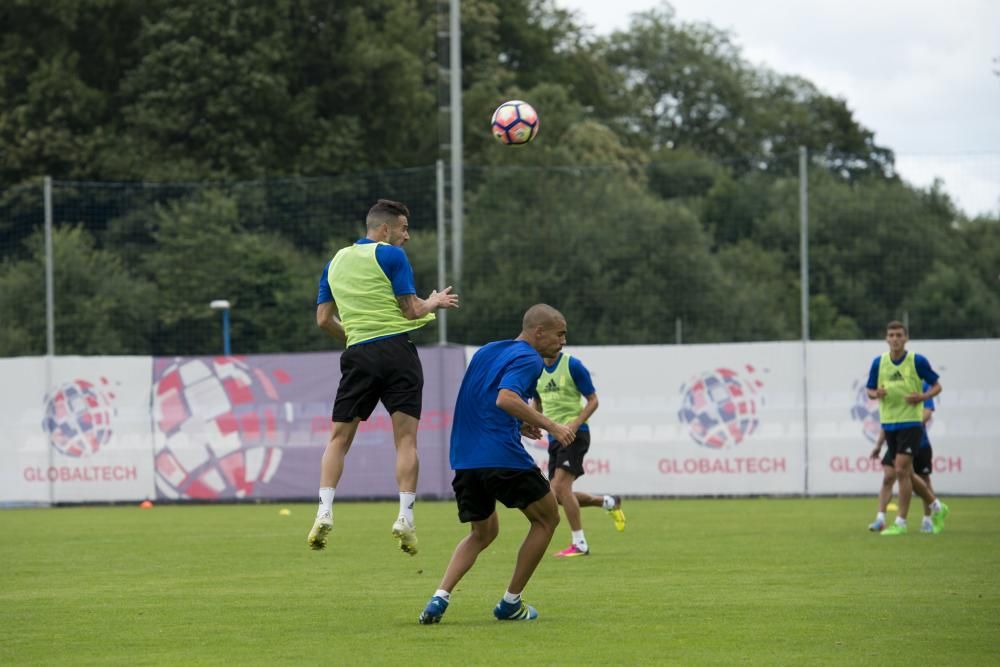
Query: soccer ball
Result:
<box><xmin>491</xmin><ymin>100</ymin><xmax>539</xmax><ymax>145</ymax></box>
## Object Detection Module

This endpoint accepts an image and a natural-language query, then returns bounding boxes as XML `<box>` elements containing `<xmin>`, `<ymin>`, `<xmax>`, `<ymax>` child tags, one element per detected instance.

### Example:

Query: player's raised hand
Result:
<box><xmin>430</xmin><ymin>286</ymin><xmax>459</xmax><ymax>310</ymax></box>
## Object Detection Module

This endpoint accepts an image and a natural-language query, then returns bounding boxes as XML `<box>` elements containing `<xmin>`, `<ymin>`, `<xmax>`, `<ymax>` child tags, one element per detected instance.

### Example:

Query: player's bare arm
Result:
<box><xmin>567</xmin><ymin>392</ymin><xmax>599</xmax><ymax>434</ymax></box>
<box><xmin>906</xmin><ymin>381</ymin><xmax>942</xmax><ymax>405</ymax></box>
<box><xmin>870</xmin><ymin>429</ymin><xmax>886</xmax><ymax>460</ymax></box>
<box><xmin>396</xmin><ymin>287</ymin><xmax>460</xmax><ymax>320</ymax></box>
<box><xmin>867</xmin><ymin>386</ymin><xmax>887</xmax><ymax>400</ymax></box>
<box><xmin>520</xmin><ymin>423</ymin><xmax>543</xmax><ymax>440</ymax></box>
<box><xmin>497</xmin><ymin>388</ymin><xmax>574</xmax><ymax>445</ymax></box>
<box><xmin>316</xmin><ymin>301</ymin><xmax>346</xmax><ymax>343</ymax></box>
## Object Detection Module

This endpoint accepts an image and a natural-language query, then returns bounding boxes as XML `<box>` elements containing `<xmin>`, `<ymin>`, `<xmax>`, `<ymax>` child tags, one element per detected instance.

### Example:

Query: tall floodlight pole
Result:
<box><xmin>44</xmin><ymin>176</ymin><xmax>55</xmax><ymax>505</ymax></box>
<box><xmin>436</xmin><ymin>159</ymin><xmax>448</xmax><ymax>344</ymax></box>
<box><xmin>449</xmin><ymin>0</ymin><xmax>463</xmax><ymax>288</ymax></box>
<box><xmin>800</xmin><ymin>147</ymin><xmax>810</xmax><ymax>344</ymax></box>
<box><xmin>799</xmin><ymin>146</ymin><xmax>810</xmax><ymax>494</ymax></box>
<box><xmin>44</xmin><ymin>176</ymin><xmax>55</xmax><ymax>357</ymax></box>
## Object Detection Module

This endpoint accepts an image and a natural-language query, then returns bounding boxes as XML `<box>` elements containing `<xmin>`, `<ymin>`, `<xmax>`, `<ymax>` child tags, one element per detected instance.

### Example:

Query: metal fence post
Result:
<box><xmin>44</xmin><ymin>176</ymin><xmax>55</xmax><ymax>356</ymax></box>
<box><xmin>43</xmin><ymin>175</ymin><xmax>55</xmax><ymax>506</ymax></box>
<box><xmin>799</xmin><ymin>147</ymin><xmax>810</xmax><ymax>495</ymax></box>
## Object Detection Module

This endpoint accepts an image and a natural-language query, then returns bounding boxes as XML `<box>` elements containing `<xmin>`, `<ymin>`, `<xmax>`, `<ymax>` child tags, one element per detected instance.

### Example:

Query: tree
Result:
<box><xmin>456</xmin><ymin>164</ymin><xmax>723</xmax><ymax>344</ymax></box>
<box><xmin>0</xmin><ymin>225</ymin><xmax>156</xmax><ymax>356</ymax></box>
<box><xmin>601</xmin><ymin>6</ymin><xmax>894</xmax><ymax>178</ymax></box>
<box><xmin>903</xmin><ymin>261</ymin><xmax>1000</xmax><ymax>338</ymax></box>
<box><xmin>139</xmin><ymin>190</ymin><xmax>320</xmax><ymax>354</ymax></box>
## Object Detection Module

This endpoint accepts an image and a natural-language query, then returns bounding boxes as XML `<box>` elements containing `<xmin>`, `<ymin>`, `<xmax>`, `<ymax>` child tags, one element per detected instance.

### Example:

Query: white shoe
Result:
<box><xmin>392</xmin><ymin>516</ymin><xmax>418</xmax><ymax>556</ymax></box>
<box><xmin>307</xmin><ymin>511</ymin><xmax>332</xmax><ymax>551</ymax></box>
<box><xmin>920</xmin><ymin>520</ymin><xmax>934</xmax><ymax>534</ymax></box>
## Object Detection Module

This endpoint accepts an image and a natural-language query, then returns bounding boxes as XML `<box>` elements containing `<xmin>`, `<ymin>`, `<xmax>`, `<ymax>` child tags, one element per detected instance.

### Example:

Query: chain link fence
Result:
<box><xmin>2</xmin><ymin>158</ymin><xmax>997</xmax><ymax>357</ymax></box>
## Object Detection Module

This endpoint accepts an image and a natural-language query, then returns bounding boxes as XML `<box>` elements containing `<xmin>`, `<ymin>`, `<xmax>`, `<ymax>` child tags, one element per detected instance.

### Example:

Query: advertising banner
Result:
<box><xmin>521</xmin><ymin>343</ymin><xmax>808</xmax><ymax>496</ymax></box>
<box><xmin>1</xmin><ymin>341</ymin><xmax>995</xmax><ymax>504</ymax></box>
<box><xmin>806</xmin><ymin>340</ymin><xmax>1000</xmax><ymax>495</ymax></box>
<box><xmin>0</xmin><ymin>356</ymin><xmax>155</xmax><ymax>503</ymax></box>
<box><xmin>150</xmin><ymin>348</ymin><xmax>466</xmax><ymax>502</ymax></box>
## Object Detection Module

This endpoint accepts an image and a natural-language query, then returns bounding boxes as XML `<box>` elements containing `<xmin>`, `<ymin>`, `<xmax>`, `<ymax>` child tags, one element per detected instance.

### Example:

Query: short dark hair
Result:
<box><xmin>886</xmin><ymin>320</ymin><xmax>907</xmax><ymax>335</ymax></box>
<box><xmin>522</xmin><ymin>303</ymin><xmax>565</xmax><ymax>332</ymax></box>
<box><xmin>366</xmin><ymin>199</ymin><xmax>410</xmax><ymax>231</ymax></box>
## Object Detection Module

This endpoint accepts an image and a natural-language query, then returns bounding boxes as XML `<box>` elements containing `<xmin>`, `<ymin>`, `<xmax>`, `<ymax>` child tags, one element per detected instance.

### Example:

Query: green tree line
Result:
<box><xmin>1</xmin><ymin>1</ymin><xmax>997</xmax><ymax>355</ymax></box>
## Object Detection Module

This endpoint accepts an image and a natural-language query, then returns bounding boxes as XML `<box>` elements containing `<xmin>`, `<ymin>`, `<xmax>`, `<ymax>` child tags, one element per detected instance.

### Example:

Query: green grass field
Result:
<box><xmin>2</xmin><ymin>498</ymin><xmax>998</xmax><ymax>666</ymax></box>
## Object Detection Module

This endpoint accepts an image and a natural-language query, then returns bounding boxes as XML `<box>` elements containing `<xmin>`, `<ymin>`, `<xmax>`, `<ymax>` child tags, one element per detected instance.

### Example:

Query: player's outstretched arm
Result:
<box><xmin>497</xmin><ymin>389</ymin><xmax>573</xmax><ymax>445</ymax></box>
<box><xmin>396</xmin><ymin>287</ymin><xmax>460</xmax><ymax>320</ymax></box>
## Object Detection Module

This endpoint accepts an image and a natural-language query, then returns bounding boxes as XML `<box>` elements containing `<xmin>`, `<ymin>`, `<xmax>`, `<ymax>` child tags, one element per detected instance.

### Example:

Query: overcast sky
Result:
<box><xmin>555</xmin><ymin>0</ymin><xmax>1000</xmax><ymax>217</ymax></box>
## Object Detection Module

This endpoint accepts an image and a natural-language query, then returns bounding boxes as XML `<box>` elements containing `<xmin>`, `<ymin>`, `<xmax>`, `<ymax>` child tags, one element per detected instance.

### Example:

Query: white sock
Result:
<box><xmin>602</xmin><ymin>495</ymin><xmax>615</xmax><ymax>511</ymax></box>
<box><xmin>434</xmin><ymin>589</ymin><xmax>450</xmax><ymax>601</ymax></box>
<box><xmin>895</xmin><ymin>517</ymin><xmax>907</xmax><ymax>527</ymax></box>
<box><xmin>503</xmin><ymin>591</ymin><xmax>521</xmax><ymax>604</ymax></box>
<box><xmin>876</xmin><ymin>512</ymin><xmax>886</xmax><ymax>522</ymax></box>
<box><xmin>571</xmin><ymin>530</ymin><xmax>588</xmax><ymax>552</ymax></box>
<box><xmin>318</xmin><ymin>487</ymin><xmax>335</xmax><ymax>517</ymax></box>
<box><xmin>930</xmin><ymin>499</ymin><xmax>942</xmax><ymax>513</ymax></box>
<box><xmin>922</xmin><ymin>516</ymin><xmax>934</xmax><ymax>526</ymax></box>
<box><xmin>399</xmin><ymin>492</ymin><xmax>416</xmax><ymax>524</ymax></box>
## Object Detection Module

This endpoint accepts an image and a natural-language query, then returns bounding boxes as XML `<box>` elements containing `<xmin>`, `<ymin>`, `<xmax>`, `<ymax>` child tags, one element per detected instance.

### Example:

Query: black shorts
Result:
<box><xmin>548</xmin><ymin>430</ymin><xmax>591</xmax><ymax>479</ymax></box>
<box><xmin>332</xmin><ymin>334</ymin><xmax>423</xmax><ymax>422</ymax></box>
<box><xmin>880</xmin><ymin>446</ymin><xmax>894</xmax><ymax>467</ymax></box>
<box><xmin>913</xmin><ymin>445</ymin><xmax>934</xmax><ymax>476</ymax></box>
<box><xmin>452</xmin><ymin>468</ymin><xmax>551</xmax><ymax>523</ymax></box>
<box><xmin>884</xmin><ymin>427</ymin><xmax>923</xmax><ymax>460</ymax></box>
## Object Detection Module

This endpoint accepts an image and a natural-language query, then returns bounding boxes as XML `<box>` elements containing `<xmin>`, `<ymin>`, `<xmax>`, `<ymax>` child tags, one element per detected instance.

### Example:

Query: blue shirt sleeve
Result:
<box><xmin>914</xmin><ymin>354</ymin><xmax>939</xmax><ymax>386</ymax></box>
<box><xmin>922</xmin><ymin>380</ymin><xmax>935</xmax><ymax>410</ymax></box>
<box><xmin>865</xmin><ymin>357</ymin><xmax>881</xmax><ymax>390</ymax></box>
<box><xmin>374</xmin><ymin>244</ymin><xmax>417</xmax><ymax>296</ymax></box>
<box><xmin>499</xmin><ymin>353</ymin><xmax>543</xmax><ymax>399</ymax></box>
<box><xmin>568</xmin><ymin>357</ymin><xmax>596</xmax><ymax>396</ymax></box>
<box><xmin>316</xmin><ymin>260</ymin><xmax>333</xmax><ymax>305</ymax></box>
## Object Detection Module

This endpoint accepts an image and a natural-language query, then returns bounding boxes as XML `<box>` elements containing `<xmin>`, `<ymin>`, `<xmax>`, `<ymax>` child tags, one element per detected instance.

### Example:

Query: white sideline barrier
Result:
<box><xmin>520</xmin><ymin>340</ymin><xmax>1000</xmax><ymax>496</ymax></box>
<box><xmin>1</xmin><ymin>340</ymin><xmax>998</xmax><ymax>504</ymax></box>
<box><xmin>0</xmin><ymin>356</ymin><xmax>155</xmax><ymax>503</ymax></box>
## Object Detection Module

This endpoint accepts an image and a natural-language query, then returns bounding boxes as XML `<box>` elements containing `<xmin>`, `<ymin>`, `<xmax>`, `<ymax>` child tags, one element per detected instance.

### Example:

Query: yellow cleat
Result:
<box><xmin>392</xmin><ymin>516</ymin><xmax>419</xmax><ymax>556</ymax></box>
<box><xmin>307</xmin><ymin>512</ymin><xmax>333</xmax><ymax>551</ymax></box>
<box><xmin>608</xmin><ymin>495</ymin><xmax>626</xmax><ymax>532</ymax></box>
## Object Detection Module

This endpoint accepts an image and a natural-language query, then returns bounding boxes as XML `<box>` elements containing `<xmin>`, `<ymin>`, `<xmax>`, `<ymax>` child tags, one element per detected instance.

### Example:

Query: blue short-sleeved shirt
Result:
<box><xmin>865</xmin><ymin>351</ymin><xmax>939</xmax><ymax>431</ymax></box>
<box><xmin>450</xmin><ymin>340</ymin><xmax>543</xmax><ymax>470</ymax></box>
<box><xmin>316</xmin><ymin>239</ymin><xmax>416</xmax><ymax>305</ymax></box>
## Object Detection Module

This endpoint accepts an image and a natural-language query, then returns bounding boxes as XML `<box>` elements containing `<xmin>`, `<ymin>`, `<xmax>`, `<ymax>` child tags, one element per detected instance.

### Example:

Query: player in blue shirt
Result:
<box><xmin>418</xmin><ymin>304</ymin><xmax>575</xmax><ymax>625</ymax></box>
<box><xmin>307</xmin><ymin>199</ymin><xmax>459</xmax><ymax>557</ymax></box>
<box><xmin>868</xmin><ymin>382</ymin><xmax>938</xmax><ymax>533</ymax></box>
<box><xmin>864</xmin><ymin>321</ymin><xmax>948</xmax><ymax>536</ymax></box>
<box><xmin>533</xmin><ymin>353</ymin><xmax>625</xmax><ymax>559</ymax></box>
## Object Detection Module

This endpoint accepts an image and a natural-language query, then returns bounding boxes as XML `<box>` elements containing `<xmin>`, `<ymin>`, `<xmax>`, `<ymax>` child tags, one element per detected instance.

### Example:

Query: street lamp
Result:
<box><xmin>209</xmin><ymin>300</ymin><xmax>231</xmax><ymax>355</ymax></box>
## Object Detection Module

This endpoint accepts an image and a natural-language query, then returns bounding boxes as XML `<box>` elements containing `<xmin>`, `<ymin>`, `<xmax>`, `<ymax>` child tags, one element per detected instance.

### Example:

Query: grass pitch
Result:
<box><xmin>2</xmin><ymin>497</ymin><xmax>998</xmax><ymax>666</ymax></box>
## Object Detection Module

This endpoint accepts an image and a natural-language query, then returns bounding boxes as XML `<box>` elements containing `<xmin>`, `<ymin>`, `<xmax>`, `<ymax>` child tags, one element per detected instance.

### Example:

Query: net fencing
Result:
<box><xmin>1</xmin><ymin>158</ymin><xmax>997</xmax><ymax>357</ymax></box>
